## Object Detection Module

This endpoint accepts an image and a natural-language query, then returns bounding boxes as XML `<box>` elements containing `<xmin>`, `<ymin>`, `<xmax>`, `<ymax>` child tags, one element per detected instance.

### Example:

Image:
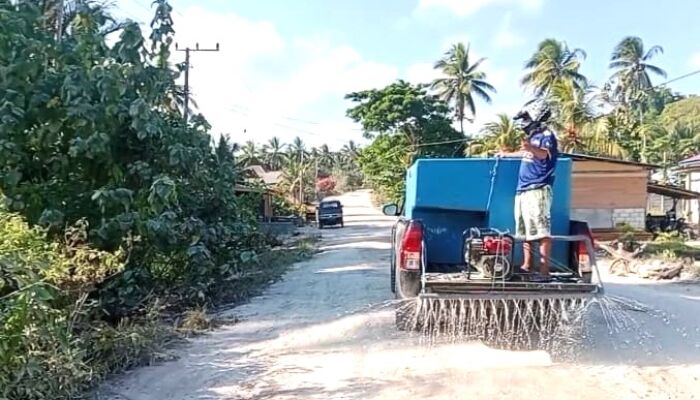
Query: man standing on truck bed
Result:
<box><xmin>498</xmin><ymin>104</ymin><xmax>558</xmax><ymax>281</ymax></box>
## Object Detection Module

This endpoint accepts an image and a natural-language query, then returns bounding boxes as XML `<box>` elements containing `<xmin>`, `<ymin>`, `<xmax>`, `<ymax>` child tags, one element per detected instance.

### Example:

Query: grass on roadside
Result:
<box><xmin>643</xmin><ymin>232</ymin><xmax>700</xmax><ymax>259</ymax></box>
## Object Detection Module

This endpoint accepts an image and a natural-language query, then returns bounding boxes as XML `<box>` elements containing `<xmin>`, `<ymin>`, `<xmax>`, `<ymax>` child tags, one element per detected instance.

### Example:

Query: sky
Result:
<box><xmin>112</xmin><ymin>0</ymin><xmax>700</xmax><ymax>150</ymax></box>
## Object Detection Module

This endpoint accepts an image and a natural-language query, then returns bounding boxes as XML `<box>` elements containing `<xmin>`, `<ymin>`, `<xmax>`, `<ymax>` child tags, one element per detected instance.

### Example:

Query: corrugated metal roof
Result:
<box><xmin>561</xmin><ymin>152</ymin><xmax>659</xmax><ymax>169</ymax></box>
<box><xmin>243</xmin><ymin>165</ymin><xmax>283</xmax><ymax>185</ymax></box>
<box><xmin>680</xmin><ymin>154</ymin><xmax>700</xmax><ymax>165</ymax></box>
<box><xmin>647</xmin><ymin>182</ymin><xmax>700</xmax><ymax>199</ymax></box>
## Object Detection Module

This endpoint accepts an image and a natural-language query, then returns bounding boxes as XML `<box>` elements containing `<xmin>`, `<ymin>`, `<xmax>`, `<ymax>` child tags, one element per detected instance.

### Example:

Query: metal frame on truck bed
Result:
<box><xmin>384</xmin><ymin>157</ymin><xmax>605</xmax><ymax>310</ymax></box>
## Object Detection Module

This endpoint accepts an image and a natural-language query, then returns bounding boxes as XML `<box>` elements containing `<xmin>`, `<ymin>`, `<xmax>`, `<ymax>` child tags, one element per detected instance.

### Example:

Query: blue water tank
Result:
<box><xmin>403</xmin><ymin>157</ymin><xmax>572</xmax><ymax>268</ymax></box>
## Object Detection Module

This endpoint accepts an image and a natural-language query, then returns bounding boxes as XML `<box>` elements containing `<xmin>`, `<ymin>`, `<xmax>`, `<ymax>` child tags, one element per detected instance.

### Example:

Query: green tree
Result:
<box><xmin>317</xmin><ymin>144</ymin><xmax>335</xmax><ymax>171</ymax></box>
<box><xmin>583</xmin><ymin>114</ymin><xmax>632</xmax><ymax>159</ymax></box>
<box><xmin>239</xmin><ymin>141</ymin><xmax>261</xmax><ymax>166</ymax></box>
<box><xmin>279</xmin><ymin>156</ymin><xmax>314</xmax><ymax>203</ymax></box>
<box><xmin>346</xmin><ymin>81</ymin><xmax>463</xmax><ymax>200</ymax></box>
<box><xmin>609</xmin><ymin>36</ymin><xmax>666</xmax><ymax>106</ymax></box>
<box><xmin>660</xmin><ymin>96</ymin><xmax>700</xmax><ymax>132</ymax></box>
<box><xmin>647</xmin><ymin>96</ymin><xmax>700</xmax><ymax>165</ymax></box>
<box><xmin>521</xmin><ymin>39</ymin><xmax>587</xmax><ymax>98</ymax></box>
<box><xmin>356</xmin><ymin>134</ymin><xmax>410</xmax><ymax>202</ymax></box>
<box><xmin>432</xmin><ymin>42</ymin><xmax>496</xmax><ymax>135</ymax></box>
<box><xmin>471</xmin><ymin>113</ymin><xmax>521</xmax><ymax>155</ymax></box>
<box><xmin>548</xmin><ymin>80</ymin><xmax>596</xmax><ymax>152</ymax></box>
<box><xmin>0</xmin><ymin>1</ymin><xmax>277</xmax><ymax>398</ymax></box>
<box><xmin>346</xmin><ymin>80</ymin><xmax>464</xmax><ymax>154</ymax></box>
<box><xmin>341</xmin><ymin>140</ymin><xmax>359</xmax><ymax>159</ymax></box>
<box><xmin>263</xmin><ymin>136</ymin><xmax>286</xmax><ymax>170</ymax></box>
<box><xmin>288</xmin><ymin>136</ymin><xmax>307</xmax><ymax>163</ymax></box>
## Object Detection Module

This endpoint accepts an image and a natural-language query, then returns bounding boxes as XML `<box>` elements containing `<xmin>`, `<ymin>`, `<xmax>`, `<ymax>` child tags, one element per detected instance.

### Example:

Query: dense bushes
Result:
<box><xmin>0</xmin><ymin>210</ymin><xmax>142</xmax><ymax>398</ymax></box>
<box><xmin>0</xmin><ymin>2</ymin><xmax>302</xmax><ymax>398</ymax></box>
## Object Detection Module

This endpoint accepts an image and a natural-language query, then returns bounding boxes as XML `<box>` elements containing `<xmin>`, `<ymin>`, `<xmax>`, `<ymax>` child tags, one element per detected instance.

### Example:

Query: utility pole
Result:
<box><xmin>299</xmin><ymin>151</ymin><xmax>304</xmax><ymax>204</ymax></box>
<box><xmin>175</xmin><ymin>42</ymin><xmax>220</xmax><ymax>124</ymax></box>
<box><xmin>55</xmin><ymin>0</ymin><xmax>64</xmax><ymax>43</ymax></box>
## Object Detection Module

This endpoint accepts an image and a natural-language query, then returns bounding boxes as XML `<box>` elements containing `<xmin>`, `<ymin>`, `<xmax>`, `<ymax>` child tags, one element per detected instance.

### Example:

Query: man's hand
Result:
<box><xmin>520</xmin><ymin>139</ymin><xmax>531</xmax><ymax>152</ymax></box>
<box><xmin>521</xmin><ymin>139</ymin><xmax>549</xmax><ymax>160</ymax></box>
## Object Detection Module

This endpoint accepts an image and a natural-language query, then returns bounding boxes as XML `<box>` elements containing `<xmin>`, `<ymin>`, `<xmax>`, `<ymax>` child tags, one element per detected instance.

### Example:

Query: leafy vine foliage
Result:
<box><xmin>0</xmin><ymin>1</ymin><xmax>271</xmax><ymax>397</ymax></box>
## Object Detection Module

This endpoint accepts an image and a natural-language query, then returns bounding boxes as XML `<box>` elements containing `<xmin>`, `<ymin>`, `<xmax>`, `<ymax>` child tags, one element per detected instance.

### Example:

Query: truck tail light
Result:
<box><xmin>577</xmin><ymin>228</ymin><xmax>594</xmax><ymax>273</ymax></box>
<box><xmin>399</xmin><ymin>221</ymin><xmax>423</xmax><ymax>270</ymax></box>
<box><xmin>483</xmin><ymin>236</ymin><xmax>512</xmax><ymax>255</ymax></box>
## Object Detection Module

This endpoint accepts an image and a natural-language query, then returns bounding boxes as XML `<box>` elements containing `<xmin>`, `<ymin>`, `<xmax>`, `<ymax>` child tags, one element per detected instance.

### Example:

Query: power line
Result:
<box><xmin>378</xmin><ymin>137</ymin><xmax>471</xmax><ymax>161</ymax></box>
<box><xmin>164</xmin><ymin>0</ymin><xmax>187</xmax><ymax>18</ymax></box>
<box><xmin>125</xmin><ymin>0</ymin><xmax>152</xmax><ymax>15</ymax></box>
<box><xmin>657</xmin><ymin>69</ymin><xmax>700</xmax><ymax>88</ymax></box>
<box><xmin>228</xmin><ymin>107</ymin><xmax>363</xmax><ymax>137</ymax></box>
<box><xmin>229</xmin><ymin>104</ymin><xmax>364</xmax><ymax>132</ymax></box>
<box><xmin>228</xmin><ymin>108</ymin><xmax>354</xmax><ymax>146</ymax></box>
<box><xmin>124</xmin><ymin>0</ymin><xmax>186</xmax><ymax>23</ymax></box>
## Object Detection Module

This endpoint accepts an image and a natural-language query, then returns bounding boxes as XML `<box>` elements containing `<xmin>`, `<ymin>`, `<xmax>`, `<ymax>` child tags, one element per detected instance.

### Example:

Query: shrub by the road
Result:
<box><xmin>0</xmin><ymin>2</ymin><xmax>310</xmax><ymax>399</ymax></box>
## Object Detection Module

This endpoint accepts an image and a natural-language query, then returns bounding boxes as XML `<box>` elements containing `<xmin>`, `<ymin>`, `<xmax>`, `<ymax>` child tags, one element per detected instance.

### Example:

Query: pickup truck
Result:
<box><xmin>316</xmin><ymin>199</ymin><xmax>344</xmax><ymax>229</ymax></box>
<box><xmin>381</xmin><ymin>157</ymin><xmax>602</xmax><ymax>302</ymax></box>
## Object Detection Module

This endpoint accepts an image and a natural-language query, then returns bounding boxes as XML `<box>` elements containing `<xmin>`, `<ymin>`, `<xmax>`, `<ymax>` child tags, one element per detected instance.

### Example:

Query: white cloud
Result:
<box><xmin>416</xmin><ymin>0</ymin><xmax>544</xmax><ymax>17</ymax></box>
<box><xmin>493</xmin><ymin>13</ymin><xmax>525</xmax><ymax>49</ymax></box>
<box><xmin>689</xmin><ymin>52</ymin><xmax>700</xmax><ymax>69</ymax></box>
<box><xmin>404</xmin><ymin>62</ymin><xmax>440</xmax><ymax>83</ymax></box>
<box><xmin>108</xmin><ymin>5</ymin><xmax>399</xmax><ymax>150</ymax></box>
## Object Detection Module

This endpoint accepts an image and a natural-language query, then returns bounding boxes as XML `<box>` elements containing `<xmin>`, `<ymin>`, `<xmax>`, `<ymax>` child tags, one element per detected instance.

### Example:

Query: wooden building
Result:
<box><xmin>234</xmin><ymin>185</ymin><xmax>275</xmax><ymax>221</ymax></box>
<box><xmin>563</xmin><ymin>153</ymin><xmax>700</xmax><ymax>240</ymax></box>
<box><xmin>673</xmin><ymin>154</ymin><xmax>700</xmax><ymax>225</ymax></box>
<box><xmin>565</xmin><ymin>153</ymin><xmax>656</xmax><ymax>231</ymax></box>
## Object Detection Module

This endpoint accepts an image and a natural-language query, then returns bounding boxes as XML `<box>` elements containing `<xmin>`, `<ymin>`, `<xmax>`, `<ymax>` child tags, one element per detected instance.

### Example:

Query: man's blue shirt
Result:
<box><xmin>516</xmin><ymin>128</ymin><xmax>558</xmax><ymax>193</ymax></box>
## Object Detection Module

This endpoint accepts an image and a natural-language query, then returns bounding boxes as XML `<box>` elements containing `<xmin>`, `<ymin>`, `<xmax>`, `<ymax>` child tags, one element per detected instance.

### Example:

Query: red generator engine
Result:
<box><xmin>464</xmin><ymin>229</ymin><xmax>514</xmax><ymax>280</ymax></box>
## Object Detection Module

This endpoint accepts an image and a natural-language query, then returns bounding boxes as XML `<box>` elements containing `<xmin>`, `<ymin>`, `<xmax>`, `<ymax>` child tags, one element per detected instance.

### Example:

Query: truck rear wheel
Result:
<box><xmin>394</xmin><ymin>267</ymin><xmax>421</xmax><ymax>331</ymax></box>
<box><xmin>395</xmin><ymin>268</ymin><xmax>421</xmax><ymax>299</ymax></box>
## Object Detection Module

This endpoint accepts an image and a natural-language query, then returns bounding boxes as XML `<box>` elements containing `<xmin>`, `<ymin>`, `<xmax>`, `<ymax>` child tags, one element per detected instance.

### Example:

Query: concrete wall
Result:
<box><xmin>570</xmin><ymin>159</ymin><xmax>648</xmax><ymax>231</ymax></box>
<box><xmin>612</xmin><ymin>208</ymin><xmax>646</xmax><ymax>229</ymax></box>
<box><xmin>571</xmin><ymin>207</ymin><xmax>645</xmax><ymax>230</ymax></box>
<box><xmin>571</xmin><ymin>209</ymin><xmax>612</xmax><ymax>229</ymax></box>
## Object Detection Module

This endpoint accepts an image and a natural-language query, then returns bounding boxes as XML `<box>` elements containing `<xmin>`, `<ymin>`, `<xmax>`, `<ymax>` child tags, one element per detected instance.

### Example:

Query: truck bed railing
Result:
<box><xmin>416</xmin><ymin>230</ymin><xmax>605</xmax><ymax>297</ymax></box>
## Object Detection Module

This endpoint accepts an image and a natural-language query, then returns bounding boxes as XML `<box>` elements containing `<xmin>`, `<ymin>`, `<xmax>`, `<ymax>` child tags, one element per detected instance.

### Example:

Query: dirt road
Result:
<box><xmin>99</xmin><ymin>190</ymin><xmax>700</xmax><ymax>400</ymax></box>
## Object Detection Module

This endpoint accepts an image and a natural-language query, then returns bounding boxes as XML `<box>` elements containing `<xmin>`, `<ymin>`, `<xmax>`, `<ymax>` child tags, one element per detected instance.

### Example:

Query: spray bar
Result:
<box><xmin>418</xmin><ymin>292</ymin><xmax>597</xmax><ymax>301</ymax></box>
<box><xmin>423</xmin><ymin>280</ymin><xmax>601</xmax><ymax>295</ymax></box>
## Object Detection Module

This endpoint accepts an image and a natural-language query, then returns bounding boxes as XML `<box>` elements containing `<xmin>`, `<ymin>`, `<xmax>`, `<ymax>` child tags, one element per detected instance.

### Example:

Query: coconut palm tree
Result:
<box><xmin>317</xmin><ymin>144</ymin><xmax>335</xmax><ymax>170</ymax></box>
<box><xmin>338</xmin><ymin>140</ymin><xmax>360</xmax><ymax>166</ymax></box>
<box><xmin>288</xmin><ymin>136</ymin><xmax>307</xmax><ymax>163</ymax></box>
<box><xmin>609</xmin><ymin>36</ymin><xmax>666</xmax><ymax>105</ymax></box>
<box><xmin>432</xmin><ymin>42</ymin><xmax>496</xmax><ymax>135</ymax></box>
<box><xmin>279</xmin><ymin>158</ymin><xmax>306</xmax><ymax>203</ymax></box>
<box><xmin>239</xmin><ymin>140</ymin><xmax>261</xmax><ymax>167</ymax></box>
<box><xmin>341</xmin><ymin>140</ymin><xmax>359</xmax><ymax>158</ymax></box>
<box><xmin>521</xmin><ymin>39</ymin><xmax>587</xmax><ymax>98</ymax></box>
<box><xmin>280</xmin><ymin>152</ymin><xmax>317</xmax><ymax>203</ymax></box>
<box><xmin>470</xmin><ymin>114</ymin><xmax>521</xmax><ymax>155</ymax></box>
<box><xmin>548</xmin><ymin>80</ymin><xmax>597</xmax><ymax>152</ymax></box>
<box><xmin>584</xmin><ymin>115</ymin><xmax>630</xmax><ymax>159</ymax></box>
<box><xmin>263</xmin><ymin>136</ymin><xmax>286</xmax><ymax>170</ymax></box>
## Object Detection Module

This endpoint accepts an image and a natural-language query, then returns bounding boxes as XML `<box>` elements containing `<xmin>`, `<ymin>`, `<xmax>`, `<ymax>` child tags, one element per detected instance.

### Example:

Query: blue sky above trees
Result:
<box><xmin>114</xmin><ymin>0</ymin><xmax>700</xmax><ymax>149</ymax></box>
